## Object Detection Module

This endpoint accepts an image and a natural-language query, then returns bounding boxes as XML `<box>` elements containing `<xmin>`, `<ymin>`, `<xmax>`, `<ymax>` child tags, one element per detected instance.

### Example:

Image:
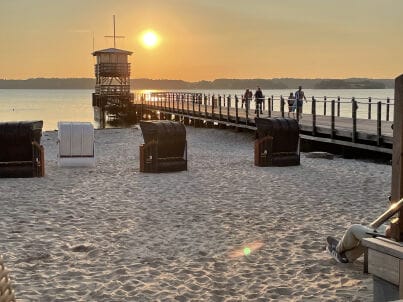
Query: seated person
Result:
<box><xmin>326</xmin><ymin>197</ymin><xmax>403</xmax><ymax>263</ymax></box>
<box><xmin>326</xmin><ymin>224</ymin><xmax>391</xmax><ymax>263</ymax></box>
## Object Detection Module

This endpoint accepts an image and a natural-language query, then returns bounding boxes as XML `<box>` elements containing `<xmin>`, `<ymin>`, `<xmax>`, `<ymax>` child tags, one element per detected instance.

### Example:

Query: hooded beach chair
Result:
<box><xmin>139</xmin><ymin>120</ymin><xmax>187</xmax><ymax>173</ymax></box>
<box><xmin>57</xmin><ymin>122</ymin><xmax>95</xmax><ymax>167</ymax></box>
<box><xmin>254</xmin><ymin>117</ymin><xmax>300</xmax><ymax>166</ymax></box>
<box><xmin>0</xmin><ymin>256</ymin><xmax>16</xmax><ymax>302</ymax></box>
<box><xmin>0</xmin><ymin>121</ymin><xmax>45</xmax><ymax>178</ymax></box>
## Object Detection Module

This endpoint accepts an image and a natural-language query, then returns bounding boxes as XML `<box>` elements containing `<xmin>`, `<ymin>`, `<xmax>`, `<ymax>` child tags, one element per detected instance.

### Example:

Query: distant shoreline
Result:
<box><xmin>0</xmin><ymin>78</ymin><xmax>394</xmax><ymax>90</ymax></box>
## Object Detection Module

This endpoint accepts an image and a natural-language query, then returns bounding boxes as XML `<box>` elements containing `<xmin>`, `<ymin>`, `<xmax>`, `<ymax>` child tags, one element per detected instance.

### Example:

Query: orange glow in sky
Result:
<box><xmin>0</xmin><ymin>0</ymin><xmax>402</xmax><ymax>80</ymax></box>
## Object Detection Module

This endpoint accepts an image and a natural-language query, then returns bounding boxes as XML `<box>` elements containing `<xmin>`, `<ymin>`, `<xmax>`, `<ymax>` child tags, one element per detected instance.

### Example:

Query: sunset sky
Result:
<box><xmin>1</xmin><ymin>0</ymin><xmax>402</xmax><ymax>81</ymax></box>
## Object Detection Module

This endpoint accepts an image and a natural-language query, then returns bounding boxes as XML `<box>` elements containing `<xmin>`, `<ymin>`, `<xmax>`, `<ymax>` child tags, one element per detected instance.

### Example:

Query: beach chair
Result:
<box><xmin>0</xmin><ymin>256</ymin><xmax>16</xmax><ymax>302</ymax></box>
<box><xmin>139</xmin><ymin>120</ymin><xmax>187</xmax><ymax>173</ymax></box>
<box><xmin>0</xmin><ymin>121</ymin><xmax>44</xmax><ymax>178</ymax></box>
<box><xmin>57</xmin><ymin>122</ymin><xmax>95</xmax><ymax>167</ymax></box>
<box><xmin>254</xmin><ymin>118</ymin><xmax>300</xmax><ymax>166</ymax></box>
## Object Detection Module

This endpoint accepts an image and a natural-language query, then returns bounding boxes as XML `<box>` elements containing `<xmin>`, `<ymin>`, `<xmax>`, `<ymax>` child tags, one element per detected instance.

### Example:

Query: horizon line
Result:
<box><xmin>0</xmin><ymin>76</ymin><xmax>396</xmax><ymax>81</ymax></box>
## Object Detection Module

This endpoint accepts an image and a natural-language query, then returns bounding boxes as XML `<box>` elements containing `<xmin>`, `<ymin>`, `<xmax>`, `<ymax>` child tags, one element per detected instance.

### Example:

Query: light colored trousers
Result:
<box><xmin>336</xmin><ymin>224</ymin><xmax>387</xmax><ymax>262</ymax></box>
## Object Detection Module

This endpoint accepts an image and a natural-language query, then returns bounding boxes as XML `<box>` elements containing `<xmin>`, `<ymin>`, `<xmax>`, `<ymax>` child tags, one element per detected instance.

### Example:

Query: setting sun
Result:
<box><xmin>141</xmin><ymin>31</ymin><xmax>159</xmax><ymax>48</ymax></box>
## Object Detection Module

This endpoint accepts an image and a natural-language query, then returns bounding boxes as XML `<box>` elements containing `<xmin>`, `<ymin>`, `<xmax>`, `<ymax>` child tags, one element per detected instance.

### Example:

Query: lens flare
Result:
<box><xmin>228</xmin><ymin>241</ymin><xmax>264</xmax><ymax>259</ymax></box>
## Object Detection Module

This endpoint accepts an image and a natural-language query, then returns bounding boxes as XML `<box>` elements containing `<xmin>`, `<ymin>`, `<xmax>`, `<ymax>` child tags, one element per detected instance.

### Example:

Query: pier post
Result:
<box><xmin>186</xmin><ymin>94</ymin><xmax>190</xmax><ymax>115</ymax></box>
<box><xmin>140</xmin><ymin>95</ymin><xmax>144</xmax><ymax>121</ymax></box>
<box><xmin>268</xmin><ymin>97</ymin><xmax>272</xmax><ymax>118</ymax></box>
<box><xmin>337</xmin><ymin>96</ymin><xmax>341</xmax><ymax>117</ymax></box>
<box><xmin>324</xmin><ymin>96</ymin><xmax>327</xmax><ymax>116</ymax></box>
<box><xmin>192</xmin><ymin>94</ymin><xmax>195</xmax><ymax>117</ymax></box>
<box><xmin>227</xmin><ymin>95</ymin><xmax>231</xmax><ymax>121</ymax></box>
<box><xmin>352</xmin><ymin>97</ymin><xmax>358</xmax><ymax>143</ymax></box>
<box><xmin>175</xmin><ymin>94</ymin><xmax>178</xmax><ymax>113</ymax></box>
<box><xmin>204</xmin><ymin>95</ymin><xmax>208</xmax><ymax>118</ymax></box>
<box><xmin>280</xmin><ymin>96</ymin><xmax>285</xmax><ymax>118</ymax></box>
<box><xmin>376</xmin><ymin>101</ymin><xmax>382</xmax><ymax>146</ymax></box>
<box><xmin>331</xmin><ymin>100</ymin><xmax>335</xmax><ymax>139</ymax></box>
<box><xmin>387</xmin><ymin>97</ymin><xmax>390</xmax><ymax>121</ymax></box>
<box><xmin>312</xmin><ymin>97</ymin><xmax>316</xmax><ymax>136</ymax></box>
<box><xmin>235</xmin><ymin>95</ymin><xmax>239</xmax><ymax>124</ymax></box>
<box><xmin>245</xmin><ymin>96</ymin><xmax>249</xmax><ymax>125</ymax></box>
<box><xmin>198</xmin><ymin>94</ymin><xmax>201</xmax><ymax>117</ymax></box>
<box><xmin>212</xmin><ymin>95</ymin><xmax>215</xmax><ymax>120</ymax></box>
<box><xmin>219</xmin><ymin>95</ymin><xmax>222</xmax><ymax>120</ymax></box>
<box><xmin>271</xmin><ymin>95</ymin><xmax>274</xmax><ymax>111</ymax></box>
<box><xmin>181</xmin><ymin>94</ymin><xmax>184</xmax><ymax>115</ymax></box>
<box><xmin>368</xmin><ymin>97</ymin><xmax>372</xmax><ymax>120</ymax></box>
<box><xmin>296</xmin><ymin>100</ymin><xmax>300</xmax><ymax>123</ymax></box>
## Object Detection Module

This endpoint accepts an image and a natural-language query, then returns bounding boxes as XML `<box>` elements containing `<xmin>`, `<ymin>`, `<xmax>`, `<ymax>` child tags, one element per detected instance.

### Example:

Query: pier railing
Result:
<box><xmin>139</xmin><ymin>93</ymin><xmax>394</xmax><ymax>121</ymax></box>
<box><xmin>136</xmin><ymin>92</ymin><xmax>394</xmax><ymax>152</ymax></box>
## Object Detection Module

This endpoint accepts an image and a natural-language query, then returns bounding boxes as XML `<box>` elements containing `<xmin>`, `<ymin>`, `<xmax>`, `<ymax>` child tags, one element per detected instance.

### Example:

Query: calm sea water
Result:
<box><xmin>0</xmin><ymin>89</ymin><xmax>394</xmax><ymax>131</ymax></box>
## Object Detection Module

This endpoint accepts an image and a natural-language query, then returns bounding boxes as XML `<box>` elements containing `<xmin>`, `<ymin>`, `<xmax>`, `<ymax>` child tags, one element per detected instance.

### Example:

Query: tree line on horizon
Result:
<box><xmin>0</xmin><ymin>78</ymin><xmax>393</xmax><ymax>89</ymax></box>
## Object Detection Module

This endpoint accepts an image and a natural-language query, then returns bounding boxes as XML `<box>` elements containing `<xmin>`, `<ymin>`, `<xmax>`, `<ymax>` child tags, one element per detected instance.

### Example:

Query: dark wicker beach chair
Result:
<box><xmin>0</xmin><ymin>121</ymin><xmax>45</xmax><ymax>177</ymax></box>
<box><xmin>0</xmin><ymin>256</ymin><xmax>16</xmax><ymax>302</ymax></box>
<box><xmin>139</xmin><ymin>120</ymin><xmax>187</xmax><ymax>173</ymax></box>
<box><xmin>254</xmin><ymin>118</ymin><xmax>300</xmax><ymax>167</ymax></box>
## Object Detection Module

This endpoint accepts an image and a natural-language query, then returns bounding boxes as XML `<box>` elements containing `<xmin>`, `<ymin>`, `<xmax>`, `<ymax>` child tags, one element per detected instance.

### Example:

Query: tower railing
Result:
<box><xmin>95</xmin><ymin>63</ymin><xmax>131</xmax><ymax>76</ymax></box>
<box><xmin>95</xmin><ymin>85</ymin><xmax>131</xmax><ymax>95</ymax></box>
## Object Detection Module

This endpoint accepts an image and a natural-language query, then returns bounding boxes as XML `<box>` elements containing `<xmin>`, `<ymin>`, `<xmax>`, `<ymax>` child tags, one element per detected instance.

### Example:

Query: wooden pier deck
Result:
<box><xmin>136</xmin><ymin>94</ymin><xmax>394</xmax><ymax>155</ymax></box>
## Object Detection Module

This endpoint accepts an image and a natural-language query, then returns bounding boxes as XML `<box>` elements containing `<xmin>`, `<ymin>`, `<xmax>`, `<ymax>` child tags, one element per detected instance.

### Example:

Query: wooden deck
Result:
<box><xmin>138</xmin><ymin>97</ymin><xmax>394</xmax><ymax>155</ymax></box>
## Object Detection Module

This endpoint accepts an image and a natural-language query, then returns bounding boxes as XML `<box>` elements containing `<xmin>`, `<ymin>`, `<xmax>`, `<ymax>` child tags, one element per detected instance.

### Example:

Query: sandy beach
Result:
<box><xmin>0</xmin><ymin>126</ymin><xmax>392</xmax><ymax>301</ymax></box>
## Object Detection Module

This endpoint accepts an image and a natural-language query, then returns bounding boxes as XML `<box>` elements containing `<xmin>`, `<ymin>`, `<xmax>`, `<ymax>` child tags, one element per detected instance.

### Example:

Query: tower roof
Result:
<box><xmin>92</xmin><ymin>48</ymin><xmax>133</xmax><ymax>56</ymax></box>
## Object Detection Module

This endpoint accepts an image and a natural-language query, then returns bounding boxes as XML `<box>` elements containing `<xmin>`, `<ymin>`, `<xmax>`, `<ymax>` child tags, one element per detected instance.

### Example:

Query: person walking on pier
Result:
<box><xmin>254</xmin><ymin>86</ymin><xmax>264</xmax><ymax>114</ymax></box>
<box><xmin>287</xmin><ymin>92</ymin><xmax>295</xmax><ymax>118</ymax></box>
<box><xmin>242</xmin><ymin>89</ymin><xmax>252</xmax><ymax>109</ymax></box>
<box><xmin>294</xmin><ymin>86</ymin><xmax>307</xmax><ymax>118</ymax></box>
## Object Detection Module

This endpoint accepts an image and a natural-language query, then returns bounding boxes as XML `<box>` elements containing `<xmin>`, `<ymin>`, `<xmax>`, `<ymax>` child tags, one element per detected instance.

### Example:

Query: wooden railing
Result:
<box><xmin>135</xmin><ymin>92</ymin><xmax>394</xmax><ymax>152</ymax></box>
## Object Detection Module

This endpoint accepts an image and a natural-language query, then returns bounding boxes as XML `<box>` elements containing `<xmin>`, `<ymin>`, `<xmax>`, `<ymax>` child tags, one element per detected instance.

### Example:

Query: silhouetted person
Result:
<box><xmin>242</xmin><ymin>89</ymin><xmax>251</xmax><ymax>109</ymax></box>
<box><xmin>254</xmin><ymin>86</ymin><xmax>264</xmax><ymax>114</ymax></box>
<box><xmin>287</xmin><ymin>92</ymin><xmax>295</xmax><ymax>118</ymax></box>
<box><xmin>294</xmin><ymin>86</ymin><xmax>307</xmax><ymax>118</ymax></box>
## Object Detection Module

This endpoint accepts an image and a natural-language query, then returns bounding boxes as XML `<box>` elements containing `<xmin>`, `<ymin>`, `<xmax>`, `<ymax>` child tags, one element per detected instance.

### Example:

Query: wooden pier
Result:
<box><xmin>136</xmin><ymin>93</ymin><xmax>394</xmax><ymax>156</ymax></box>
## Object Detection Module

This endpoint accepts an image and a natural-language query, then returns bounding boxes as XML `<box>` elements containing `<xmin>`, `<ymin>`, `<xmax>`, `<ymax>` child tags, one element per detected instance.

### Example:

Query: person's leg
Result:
<box><xmin>336</xmin><ymin>224</ymin><xmax>371</xmax><ymax>262</ymax></box>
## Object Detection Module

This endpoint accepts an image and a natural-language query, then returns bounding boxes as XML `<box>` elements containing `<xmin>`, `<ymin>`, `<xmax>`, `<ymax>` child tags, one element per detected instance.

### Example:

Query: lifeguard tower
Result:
<box><xmin>92</xmin><ymin>16</ymin><xmax>135</xmax><ymax>127</ymax></box>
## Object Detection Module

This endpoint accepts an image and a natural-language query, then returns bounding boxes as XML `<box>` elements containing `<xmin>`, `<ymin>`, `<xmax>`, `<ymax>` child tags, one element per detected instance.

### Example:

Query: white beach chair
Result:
<box><xmin>57</xmin><ymin>122</ymin><xmax>95</xmax><ymax>167</ymax></box>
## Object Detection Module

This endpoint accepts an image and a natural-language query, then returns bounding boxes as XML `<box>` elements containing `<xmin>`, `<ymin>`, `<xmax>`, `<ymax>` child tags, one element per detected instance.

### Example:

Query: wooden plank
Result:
<box><xmin>300</xmin><ymin>135</ymin><xmax>393</xmax><ymax>154</ymax></box>
<box><xmin>368</xmin><ymin>249</ymin><xmax>399</xmax><ymax>285</ymax></box>
<box><xmin>362</xmin><ymin>238</ymin><xmax>403</xmax><ymax>259</ymax></box>
<box><xmin>392</xmin><ymin>75</ymin><xmax>403</xmax><ymax>203</ymax></box>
